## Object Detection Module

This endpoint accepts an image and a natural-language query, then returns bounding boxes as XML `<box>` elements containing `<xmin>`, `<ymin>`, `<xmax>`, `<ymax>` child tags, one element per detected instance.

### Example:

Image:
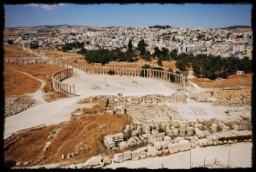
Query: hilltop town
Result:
<box><xmin>4</xmin><ymin>25</ymin><xmax>252</xmax><ymax>59</ymax></box>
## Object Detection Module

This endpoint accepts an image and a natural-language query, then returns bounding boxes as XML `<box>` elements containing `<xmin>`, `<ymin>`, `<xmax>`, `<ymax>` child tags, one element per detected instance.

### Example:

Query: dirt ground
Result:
<box><xmin>191</xmin><ymin>74</ymin><xmax>252</xmax><ymax>88</ymax></box>
<box><xmin>5</xmin><ymin>112</ymin><xmax>131</xmax><ymax>167</ymax></box>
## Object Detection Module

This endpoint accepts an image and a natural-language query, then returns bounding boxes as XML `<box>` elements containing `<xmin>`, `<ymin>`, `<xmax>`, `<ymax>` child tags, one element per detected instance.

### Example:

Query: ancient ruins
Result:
<box><xmin>4</xmin><ymin>46</ymin><xmax>252</xmax><ymax>169</ymax></box>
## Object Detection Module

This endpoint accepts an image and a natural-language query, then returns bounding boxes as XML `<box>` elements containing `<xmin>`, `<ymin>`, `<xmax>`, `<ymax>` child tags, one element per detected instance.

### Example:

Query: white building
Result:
<box><xmin>178</xmin><ymin>44</ymin><xmax>197</xmax><ymax>54</ymax></box>
<box><xmin>232</xmin><ymin>42</ymin><xmax>245</xmax><ymax>54</ymax></box>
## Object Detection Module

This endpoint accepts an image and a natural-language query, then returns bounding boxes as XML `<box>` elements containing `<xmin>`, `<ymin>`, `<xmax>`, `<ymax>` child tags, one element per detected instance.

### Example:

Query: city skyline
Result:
<box><xmin>4</xmin><ymin>3</ymin><xmax>252</xmax><ymax>28</ymax></box>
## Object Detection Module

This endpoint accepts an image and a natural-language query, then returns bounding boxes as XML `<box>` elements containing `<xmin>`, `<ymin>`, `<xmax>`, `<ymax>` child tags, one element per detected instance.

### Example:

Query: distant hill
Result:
<box><xmin>220</xmin><ymin>25</ymin><xmax>251</xmax><ymax>30</ymax></box>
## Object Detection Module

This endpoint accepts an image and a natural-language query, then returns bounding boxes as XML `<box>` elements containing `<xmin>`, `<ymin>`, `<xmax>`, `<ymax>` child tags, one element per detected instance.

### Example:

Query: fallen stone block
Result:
<box><xmin>177</xmin><ymin>140</ymin><xmax>191</xmax><ymax>151</ymax></box>
<box><xmin>173</xmin><ymin>128</ymin><xmax>179</xmax><ymax>135</ymax></box>
<box><xmin>196</xmin><ymin>130</ymin><xmax>206</xmax><ymax>139</ymax></box>
<box><xmin>119</xmin><ymin>141</ymin><xmax>127</xmax><ymax>151</ymax></box>
<box><xmin>151</xmin><ymin>130</ymin><xmax>159</xmax><ymax>136</ymax></box>
<box><xmin>186</xmin><ymin>127</ymin><xmax>194</xmax><ymax>136</ymax></box>
<box><xmin>114</xmin><ymin>153</ymin><xmax>123</xmax><ymax>163</ymax></box>
<box><xmin>153</xmin><ymin>141</ymin><xmax>162</xmax><ymax>151</ymax></box>
<box><xmin>123</xmin><ymin>151</ymin><xmax>132</xmax><ymax>161</ymax></box>
<box><xmin>164</xmin><ymin>136</ymin><xmax>171</xmax><ymax>143</ymax></box>
<box><xmin>142</xmin><ymin>134</ymin><xmax>148</xmax><ymax>139</ymax></box>
<box><xmin>198</xmin><ymin>138</ymin><xmax>209</xmax><ymax>147</ymax></box>
<box><xmin>207</xmin><ymin>140</ymin><xmax>213</xmax><ymax>146</ymax></box>
<box><xmin>83</xmin><ymin>155</ymin><xmax>103</xmax><ymax>168</ymax></box>
<box><xmin>132</xmin><ymin>130</ymin><xmax>138</xmax><ymax>136</ymax></box>
<box><xmin>69</xmin><ymin>164</ymin><xmax>76</xmax><ymax>169</ymax></box>
<box><xmin>139</xmin><ymin>135</ymin><xmax>145</xmax><ymax>141</ymax></box>
<box><xmin>161</xmin><ymin>140</ymin><xmax>168</xmax><ymax>149</ymax></box>
<box><xmin>190</xmin><ymin>142</ymin><xmax>195</xmax><ymax>148</ymax></box>
<box><xmin>211</xmin><ymin>124</ymin><xmax>217</xmax><ymax>132</ymax></box>
<box><xmin>43</xmin><ymin>141</ymin><xmax>51</xmax><ymax>152</ymax></box>
<box><xmin>163</xmin><ymin>149</ymin><xmax>169</xmax><ymax>154</ymax></box>
<box><xmin>131</xmin><ymin>150</ymin><xmax>140</xmax><ymax>160</ymax></box>
<box><xmin>233</xmin><ymin>124</ymin><xmax>240</xmax><ymax>131</ymax></box>
<box><xmin>156</xmin><ymin>150</ymin><xmax>162</xmax><ymax>156</ymax></box>
<box><xmin>150</xmin><ymin>150</ymin><xmax>156</xmax><ymax>157</ymax></box>
<box><xmin>127</xmin><ymin>137</ymin><xmax>136</xmax><ymax>147</ymax></box>
<box><xmin>168</xmin><ymin>143</ymin><xmax>179</xmax><ymax>154</ymax></box>
<box><xmin>157</xmin><ymin>132</ymin><xmax>165</xmax><ymax>138</ymax></box>
<box><xmin>140</xmin><ymin>151</ymin><xmax>147</xmax><ymax>159</ymax></box>
<box><xmin>175</xmin><ymin>137</ymin><xmax>184</xmax><ymax>143</ymax></box>
<box><xmin>103</xmin><ymin>157</ymin><xmax>112</xmax><ymax>165</ymax></box>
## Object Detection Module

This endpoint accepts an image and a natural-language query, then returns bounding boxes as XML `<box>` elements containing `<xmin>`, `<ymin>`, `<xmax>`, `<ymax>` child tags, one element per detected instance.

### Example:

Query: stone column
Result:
<box><xmin>73</xmin><ymin>85</ymin><xmax>75</xmax><ymax>97</ymax></box>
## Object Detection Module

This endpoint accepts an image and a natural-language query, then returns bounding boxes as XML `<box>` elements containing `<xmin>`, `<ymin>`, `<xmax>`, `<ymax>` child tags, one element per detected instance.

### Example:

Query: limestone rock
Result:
<box><xmin>162</xmin><ymin>149</ymin><xmax>169</xmax><ymax>154</ymax></box>
<box><xmin>198</xmin><ymin>138</ymin><xmax>209</xmax><ymax>147</ymax></box>
<box><xmin>196</xmin><ymin>130</ymin><xmax>206</xmax><ymax>139</ymax></box>
<box><xmin>156</xmin><ymin>150</ymin><xmax>162</xmax><ymax>156</ymax></box>
<box><xmin>153</xmin><ymin>141</ymin><xmax>162</xmax><ymax>151</ymax></box>
<box><xmin>83</xmin><ymin>155</ymin><xmax>103</xmax><ymax>168</ymax></box>
<box><xmin>177</xmin><ymin>140</ymin><xmax>191</xmax><ymax>151</ymax></box>
<box><xmin>114</xmin><ymin>153</ymin><xmax>124</xmax><ymax>163</ymax></box>
<box><xmin>160</xmin><ymin>140</ymin><xmax>168</xmax><ymax>149</ymax></box>
<box><xmin>119</xmin><ymin>141</ymin><xmax>128</xmax><ymax>150</ymax></box>
<box><xmin>127</xmin><ymin>137</ymin><xmax>136</xmax><ymax>147</ymax></box>
<box><xmin>103</xmin><ymin>157</ymin><xmax>112</xmax><ymax>165</ymax></box>
<box><xmin>69</xmin><ymin>164</ymin><xmax>76</xmax><ymax>169</ymax></box>
<box><xmin>123</xmin><ymin>151</ymin><xmax>132</xmax><ymax>161</ymax></box>
<box><xmin>140</xmin><ymin>151</ymin><xmax>147</xmax><ymax>159</ymax></box>
<box><xmin>168</xmin><ymin>143</ymin><xmax>179</xmax><ymax>153</ymax></box>
<box><xmin>131</xmin><ymin>150</ymin><xmax>140</xmax><ymax>160</ymax></box>
<box><xmin>164</xmin><ymin>136</ymin><xmax>171</xmax><ymax>143</ymax></box>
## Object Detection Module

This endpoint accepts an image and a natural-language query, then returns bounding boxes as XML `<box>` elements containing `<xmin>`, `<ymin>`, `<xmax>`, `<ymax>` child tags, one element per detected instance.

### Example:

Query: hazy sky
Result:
<box><xmin>4</xmin><ymin>3</ymin><xmax>252</xmax><ymax>28</ymax></box>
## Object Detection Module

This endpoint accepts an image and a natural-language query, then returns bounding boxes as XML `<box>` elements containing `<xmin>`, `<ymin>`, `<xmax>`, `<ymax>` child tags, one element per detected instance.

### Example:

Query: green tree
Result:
<box><xmin>128</xmin><ymin>39</ymin><xmax>133</xmax><ymax>53</ymax></box>
<box><xmin>141</xmin><ymin>50</ymin><xmax>151</xmax><ymax>61</ymax></box>
<box><xmin>137</xmin><ymin>39</ymin><xmax>147</xmax><ymax>55</ymax></box>
<box><xmin>157</xmin><ymin>59</ymin><xmax>162</xmax><ymax>66</ymax></box>
<box><xmin>176</xmin><ymin>59</ymin><xmax>186</xmax><ymax>71</ymax></box>
<box><xmin>169</xmin><ymin>49</ymin><xmax>177</xmax><ymax>60</ymax></box>
<box><xmin>153</xmin><ymin>47</ymin><xmax>161</xmax><ymax>58</ymax></box>
<box><xmin>160</xmin><ymin>47</ymin><xmax>169</xmax><ymax>60</ymax></box>
<box><xmin>77</xmin><ymin>47</ymin><xmax>87</xmax><ymax>55</ymax></box>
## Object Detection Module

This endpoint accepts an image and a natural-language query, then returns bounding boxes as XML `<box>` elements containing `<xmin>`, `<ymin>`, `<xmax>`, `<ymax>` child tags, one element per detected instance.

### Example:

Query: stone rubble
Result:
<box><xmin>5</xmin><ymin>96</ymin><xmax>36</xmax><ymax>117</ymax></box>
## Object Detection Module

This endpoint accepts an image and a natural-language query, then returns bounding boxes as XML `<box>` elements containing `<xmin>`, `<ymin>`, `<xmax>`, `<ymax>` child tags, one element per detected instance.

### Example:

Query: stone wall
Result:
<box><xmin>190</xmin><ymin>89</ymin><xmax>251</xmax><ymax>105</ymax></box>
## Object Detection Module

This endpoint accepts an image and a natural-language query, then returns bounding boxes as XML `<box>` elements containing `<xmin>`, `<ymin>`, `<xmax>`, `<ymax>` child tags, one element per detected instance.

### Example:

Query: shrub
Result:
<box><xmin>124</xmin><ymin>129</ymin><xmax>132</xmax><ymax>141</ymax></box>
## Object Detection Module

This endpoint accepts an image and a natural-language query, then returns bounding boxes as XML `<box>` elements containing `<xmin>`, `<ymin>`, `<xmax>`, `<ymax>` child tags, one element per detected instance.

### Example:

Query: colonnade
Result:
<box><xmin>52</xmin><ymin>68</ymin><xmax>75</xmax><ymax>96</ymax></box>
<box><xmin>90</xmin><ymin>67</ymin><xmax>184</xmax><ymax>85</ymax></box>
<box><xmin>72</xmin><ymin>63</ymin><xmax>87</xmax><ymax>72</ymax></box>
<box><xmin>4</xmin><ymin>57</ymin><xmax>48</xmax><ymax>65</ymax></box>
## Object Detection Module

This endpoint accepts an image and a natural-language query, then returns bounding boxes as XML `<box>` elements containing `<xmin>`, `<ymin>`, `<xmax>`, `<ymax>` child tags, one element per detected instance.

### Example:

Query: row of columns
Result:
<box><xmin>52</xmin><ymin>68</ymin><xmax>75</xmax><ymax>96</ymax></box>
<box><xmin>90</xmin><ymin>67</ymin><xmax>184</xmax><ymax>84</ymax></box>
<box><xmin>72</xmin><ymin>63</ymin><xmax>87</xmax><ymax>72</ymax></box>
<box><xmin>4</xmin><ymin>58</ymin><xmax>47</xmax><ymax>65</ymax></box>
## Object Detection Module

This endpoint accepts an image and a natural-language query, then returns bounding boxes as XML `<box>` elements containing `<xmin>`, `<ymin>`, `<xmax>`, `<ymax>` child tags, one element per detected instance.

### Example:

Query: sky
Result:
<box><xmin>4</xmin><ymin>3</ymin><xmax>252</xmax><ymax>28</ymax></box>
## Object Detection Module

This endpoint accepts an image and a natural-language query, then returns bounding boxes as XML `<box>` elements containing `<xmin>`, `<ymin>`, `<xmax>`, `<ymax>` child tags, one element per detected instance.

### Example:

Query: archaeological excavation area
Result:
<box><xmin>4</xmin><ymin>45</ymin><xmax>252</xmax><ymax>169</ymax></box>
